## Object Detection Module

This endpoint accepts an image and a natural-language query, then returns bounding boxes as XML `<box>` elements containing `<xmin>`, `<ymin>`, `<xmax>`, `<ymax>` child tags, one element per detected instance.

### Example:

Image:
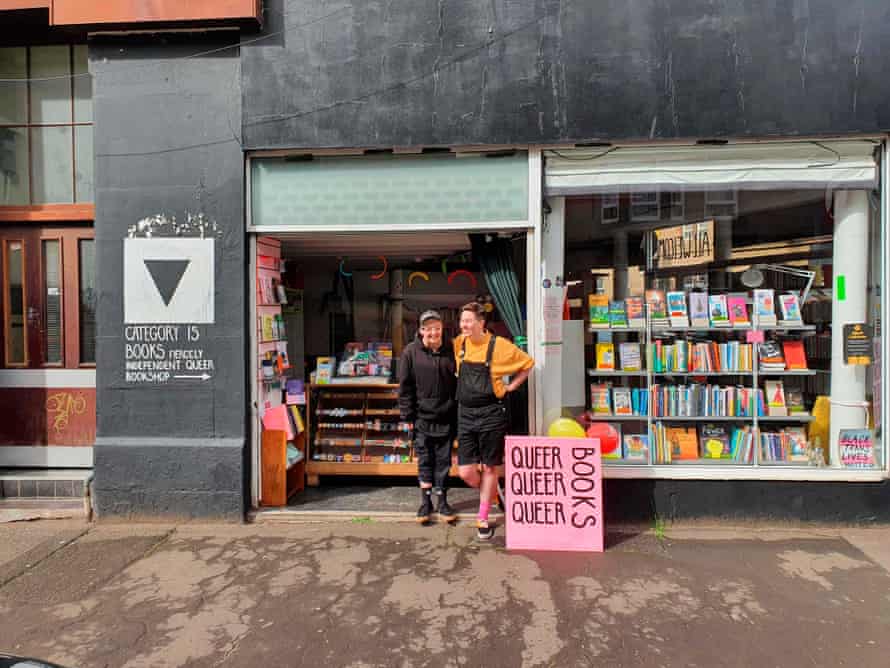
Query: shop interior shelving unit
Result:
<box><xmin>586</xmin><ymin>310</ymin><xmax>818</xmax><ymax>467</ymax></box>
<box><xmin>306</xmin><ymin>383</ymin><xmax>418</xmax><ymax>486</ymax></box>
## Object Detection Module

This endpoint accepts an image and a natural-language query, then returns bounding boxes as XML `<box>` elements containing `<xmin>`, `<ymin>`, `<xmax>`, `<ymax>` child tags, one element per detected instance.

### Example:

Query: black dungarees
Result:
<box><xmin>456</xmin><ymin>335</ymin><xmax>508</xmax><ymax>467</ymax></box>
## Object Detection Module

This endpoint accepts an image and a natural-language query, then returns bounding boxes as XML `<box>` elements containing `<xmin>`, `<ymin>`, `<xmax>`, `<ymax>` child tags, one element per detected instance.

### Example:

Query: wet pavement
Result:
<box><xmin>1</xmin><ymin>519</ymin><xmax>889</xmax><ymax>667</ymax></box>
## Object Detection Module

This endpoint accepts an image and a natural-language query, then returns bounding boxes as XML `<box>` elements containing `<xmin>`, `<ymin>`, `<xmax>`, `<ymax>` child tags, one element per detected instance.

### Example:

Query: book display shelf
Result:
<box><xmin>256</xmin><ymin>237</ymin><xmax>306</xmax><ymax>506</ymax></box>
<box><xmin>586</xmin><ymin>288</ymin><xmax>827</xmax><ymax>468</ymax></box>
<box><xmin>305</xmin><ymin>384</ymin><xmax>417</xmax><ymax>486</ymax></box>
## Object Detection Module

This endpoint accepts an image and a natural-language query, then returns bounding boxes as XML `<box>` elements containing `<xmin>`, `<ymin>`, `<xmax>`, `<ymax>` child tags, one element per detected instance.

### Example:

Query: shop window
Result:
<box><xmin>601</xmin><ymin>193</ymin><xmax>619</xmax><ymax>224</ymax></box>
<box><xmin>78</xmin><ymin>238</ymin><xmax>96</xmax><ymax>364</ymax></box>
<box><xmin>3</xmin><ymin>239</ymin><xmax>25</xmax><ymax>365</ymax></box>
<box><xmin>42</xmin><ymin>238</ymin><xmax>62</xmax><ymax>365</ymax></box>
<box><xmin>564</xmin><ymin>182</ymin><xmax>884</xmax><ymax>473</ymax></box>
<box><xmin>0</xmin><ymin>45</ymin><xmax>93</xmax><ymax>205</ymax></box>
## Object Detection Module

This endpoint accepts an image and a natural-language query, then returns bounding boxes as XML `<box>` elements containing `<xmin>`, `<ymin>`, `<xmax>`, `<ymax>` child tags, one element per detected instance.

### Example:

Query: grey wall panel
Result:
<box><xmin>92</xmin><ymin>37</ymin><xmax>246</xmax><ymax>518</ymax></box>
<box><xmin>243</xmin><ymin>0</ymin><xmax>890</xmax><ymax>149</ymax></box>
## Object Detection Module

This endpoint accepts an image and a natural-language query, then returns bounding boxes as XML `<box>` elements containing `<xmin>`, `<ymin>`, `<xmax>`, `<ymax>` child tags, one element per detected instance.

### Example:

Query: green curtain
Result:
<box><xmin>470</xmin><ymin>234</ymin><xmax>525</xmax><ymax>347</ymax></box>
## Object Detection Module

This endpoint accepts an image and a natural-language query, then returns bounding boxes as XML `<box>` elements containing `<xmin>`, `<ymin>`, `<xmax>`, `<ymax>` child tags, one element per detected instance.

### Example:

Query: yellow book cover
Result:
<box><xmin>289</xmin><ymin>405</ymin><xmax>305</xmax><ymax>434</ymax></box>
<box><xmin>261</xmin><ymin>315</ymin><xmax>274</xmax><ymax>341</ymax></box>
<box><xmin>596</xmin><ymin>343</ymin><xmax>615</xmax><ymax>370</ymax></box>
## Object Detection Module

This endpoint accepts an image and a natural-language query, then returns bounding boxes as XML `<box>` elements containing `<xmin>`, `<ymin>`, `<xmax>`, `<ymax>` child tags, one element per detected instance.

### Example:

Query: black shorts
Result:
<box><xmin>457</xmin><ymin>403</ymin><xmax>508</xmax><ymax>467</ymax></box>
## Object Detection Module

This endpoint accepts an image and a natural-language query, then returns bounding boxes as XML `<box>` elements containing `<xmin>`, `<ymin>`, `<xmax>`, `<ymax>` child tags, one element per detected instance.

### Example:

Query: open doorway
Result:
<box><xmin>251</xmin><ymin>230</ymin><xmax>529</xmax><ymax>511</ymax></box>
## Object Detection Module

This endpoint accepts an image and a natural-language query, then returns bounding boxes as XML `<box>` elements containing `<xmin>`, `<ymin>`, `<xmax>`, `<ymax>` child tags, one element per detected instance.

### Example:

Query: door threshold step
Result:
<box><xmin>249</xmin><ymin>508</ymin><xmax>504</xmax><ymax>524</ymax></box>
<box><xmin>0</xmin><ymin>498</ymin><xmax>89</xmax><ymax>523</ymax></box>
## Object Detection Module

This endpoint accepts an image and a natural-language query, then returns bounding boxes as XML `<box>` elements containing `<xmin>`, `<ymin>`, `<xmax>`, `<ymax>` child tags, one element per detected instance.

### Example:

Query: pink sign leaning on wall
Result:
<box><xmin>505</xmin><ymin>436</ymin><xmax>604</xmax><ymax>552</ymax></box>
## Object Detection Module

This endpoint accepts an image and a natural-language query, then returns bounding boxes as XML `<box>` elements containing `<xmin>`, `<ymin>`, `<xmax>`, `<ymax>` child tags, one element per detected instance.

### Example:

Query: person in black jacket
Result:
<box><xmin>398</xmin><ymin>310</ymin><xmax>458</xmax><ymax>524</ymax></box>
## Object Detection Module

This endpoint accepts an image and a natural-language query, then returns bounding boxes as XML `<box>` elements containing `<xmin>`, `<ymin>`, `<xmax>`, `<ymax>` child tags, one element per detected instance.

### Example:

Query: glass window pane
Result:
<box><xmin>79</xmin><ymin>239</ymin><xmax>96</xmax><ymax>364</ymax></box>
<box><xmin>0</xmin><ymin>47</ymin><xmax>27</xmax><ymax>124</ymax></box>
<box><xmin>31</xmin><ymin>126</ymin><xmax>73</xmax><ymax>203</ymax></box>
<box><xmin>5</xmin><ymin>240</ymin><xmax>25</xmax><ymax>365</ymax></box>
<box><xmin>30</xmin><ymin>46</ymin><xmax>72</xmax><ymax>124</ymax></box>
<box><xmin>0</xmin><ymin>127</ymin><xmax>30</xmax><ymax>205</ymax></box>
<box><xmin>73</xmin><ymin>45</ymin><xmax>91</xmax><ymax>123</ymax></box>
<box><xmin>74</xmin><ymin>124</ymin><xmax>93</xmax><ymax>202</ymax></box>
<box><xmin>42</xmin><ymin>239</ymin><xmax>62</xmax><ymax>364</ymax></box>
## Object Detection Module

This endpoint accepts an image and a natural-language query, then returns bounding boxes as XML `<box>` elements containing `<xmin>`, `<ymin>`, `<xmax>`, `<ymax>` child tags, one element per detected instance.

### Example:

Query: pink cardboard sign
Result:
<box><xmin>505</xmin><ymin>436</ymin><xmax>604</xmax><ymax>552</ymax></box>
<box><xmin>746</xmin><ymin>330</ymin><xmax>765</xmax><ymax>344</ymax></box>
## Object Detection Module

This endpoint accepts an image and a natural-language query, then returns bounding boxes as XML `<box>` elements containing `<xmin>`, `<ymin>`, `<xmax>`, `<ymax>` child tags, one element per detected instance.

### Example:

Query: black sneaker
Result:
<box><xmin>476</xmin><ymin>518</ymin><xmax>495</xmax><ymax>541</ymax></box>
<box><xmin>434</xmin><ymin>490</ymin><xmax>457</xmax><ymax>523</ymax></box>
<box><xmin>416</xmin><ymin>494</ymin><xmax>433</xmax><ymax>524</ymax></box>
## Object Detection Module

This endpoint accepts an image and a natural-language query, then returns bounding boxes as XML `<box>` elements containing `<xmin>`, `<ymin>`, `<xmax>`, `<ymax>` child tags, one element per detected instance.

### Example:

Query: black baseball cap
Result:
<box><xmin>419</xmin><ymin>309</ymin><xmax>443</xmax><ymax>325</ymax></box>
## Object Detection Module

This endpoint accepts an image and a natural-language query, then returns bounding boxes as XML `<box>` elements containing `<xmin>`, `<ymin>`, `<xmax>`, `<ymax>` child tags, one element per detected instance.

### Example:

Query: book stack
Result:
<box><xmin>589</xmin><ymin>384</ymin><xmax>650</xmax><ymax>416</ymax></box>
<box><xmin>647</xmin><ymin>340</ymin><xmax>752</xmax><ymax>373</ymax></box>
<box><xmin>609</xmin><ymin>300</ymin><xmax>629</xmax><ymax>328</ymax></box>
<box><xmin>754</xmin><ymin>289</ymin><xmax>777</xmax><ymax>327</ymax></box>
<box><xmin>619</xmin><ymin>343</ymin><xmax>642</xmax><ymax>371</ymax></box>
<box><xmin>708</xmin><ymin>295</ymin><xmax>731</xmax><ymax>327</ymax></box>
<box><xmin>651</xmin><ymin>423</ymin><xmax>754</xmax><ymax>463</ymax></box>
<box><xmin>596</xmin><ymin>343</ymin><xmax>615</xmax><ymax>371</ymax></box>
<box><xmin>728</xmin><ymin>296</ymin><xmax>751</xmax><ymax>328</ymax></box>
<box><xmin>626</xmin><ymin>296</ymin><xmax>645</xmax><ymax>328</ymax></box>
<box><xmin>689</xmin><ymin>292</ymin><xmax>709</xmax><ymax>327</ymax></box>
<box><xmin>589</xmin><ymin>294</ymin><xmax>610</xmax><ymax>329</ymax></box>
<box><xmin>667</xmin><ymin>291</ymin><xmax>690</xmax><ymax>328</ymax></box>
<box><xmin>645</xmin><ymin>290</ymin><xmax>670</xmax><ymax>328</ymax></box>
<box><xmin>758</xmin><ymin>341</ymin><xmax>786</xmax><ymax>372</ymax></box>
<box><xmin>764</xmin><ymin>380</ymin><xmax>787</xmax><ymax>416</ymax></box>
<box><xmin>779</xmin><ymin>293</ymin><xmax>803</xmax><ymax>326</ymax></box>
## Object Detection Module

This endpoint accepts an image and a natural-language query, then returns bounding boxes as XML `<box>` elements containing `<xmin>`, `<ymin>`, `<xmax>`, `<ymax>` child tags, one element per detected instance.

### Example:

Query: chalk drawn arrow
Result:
<box><xmin>174</xmin><ymin>373</ymin><xmax>212</xmax><ymax>381</ymax></box>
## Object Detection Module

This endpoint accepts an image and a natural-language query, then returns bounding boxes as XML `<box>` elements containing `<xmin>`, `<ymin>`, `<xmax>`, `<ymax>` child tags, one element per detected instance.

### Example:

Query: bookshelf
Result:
<box><xmin>585</xmin><ymin>290</ymin><xmax>825</xmax><ymax>468</ymax></box>
<box><xmin>307</xmin><ymin>384</ymin><xmax>459</xmax><ymax>486</ymax></box>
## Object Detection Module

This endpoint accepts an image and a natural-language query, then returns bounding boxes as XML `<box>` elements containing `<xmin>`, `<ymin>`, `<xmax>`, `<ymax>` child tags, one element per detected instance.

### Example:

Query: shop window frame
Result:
<box><xmin>0</xmin><ymin>44</ymin><xmax>93</xmax><ymax>210</ymax></box>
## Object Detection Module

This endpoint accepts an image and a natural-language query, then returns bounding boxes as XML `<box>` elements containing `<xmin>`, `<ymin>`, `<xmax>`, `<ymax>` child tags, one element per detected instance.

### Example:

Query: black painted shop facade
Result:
<box><xmin>80</xmin><ymin>1</ymin><xmax>890</xmax><ymax>520</ymax></box>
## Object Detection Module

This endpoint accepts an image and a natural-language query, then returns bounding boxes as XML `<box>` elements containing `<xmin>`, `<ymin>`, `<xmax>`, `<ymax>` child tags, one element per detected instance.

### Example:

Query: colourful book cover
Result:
<box><xmin>589</xmin><ymin>294</ymin><xmax>610</xmax><ymax>328</ymax></box>
<box><xmin>666</xmin><ymin>426</ymin><xmax>699</xmax><ymax>460</ymax></box>
<box><xmin>625</xmin><ymin>296</ymin><xmax>645</xmax><ymax>325</ymax></box>
<box><xmin>708</xmin><ymin>295</ymin><xmax>730</xmax><ymax>325</ymax></box>
<box><xmin>623</xmin><ymin>434</ymin><xmax>649</xmax><ymax>462</ymax></box>
<box><xmin>613</xmin><ymin>387</ymin><xmax>633</xmax><ymax>415</ymax></box>
<box><xmin>754</xmin><ymin>289</ymin><xmax>776</xmax><ymax>320</ymax></box>
<box><xmin>645</xmin><ymin>289</ymin><xmax>667</xmax><ymax>319</ymax></box>
<box><xmin>261</xmin><ymin>314</ymin><xmax>275</xmax><ymax>341</ymax></box>
<box><xmin>689</xmin><ymin>292</ymin><xmax>709</xmax><ymax>325</ymax></box>
<box><xmin>779</xmin><ymin>293</ymin><xmax>802</xmax><ymax>322</ymax></box>
<box><xmin>667</xmin><ymin>291</ymin><xmax>688</xmax><ymax>318</ymax></box>
<box><xmin>782</xmin><ymin>340</ymin><xmax>807</xmax><ymax>369</ymax></box>
<box><xmin>609</xmin><ymin>300</ymin><xmax>629</xmax><ymax>328</ymax></box>
<box><xmin>700</xmin><ymin>423</ymin><xmax>732</xmax><ymax>459</ymax></box>
<box><xmin>619</xmin><ymin>343</ymin><xmax>642</xmax><ymax>371</ymax></box>
<box><xmin>727</xmin><ymin>296</ymin><xmax>750</xmax><ymax>326</ymax></box>
<box><xmin>590</xmin><ymin>383</ymin><xmax>612</xmax><ymax>414</ymax></box>
<box><xmin>839</xmin><ymin>429</ymin><xmax>876</xmax><ymax>468</ymax></box>
<box><xmin>786</xmin><ymin>426</ymin><xmax>809</xmax><ymax>462</ymax></box>
<box><xmin>596</xmin><ymin>343</ymin><xmax>615</xmax><ymax>370</ymax></box>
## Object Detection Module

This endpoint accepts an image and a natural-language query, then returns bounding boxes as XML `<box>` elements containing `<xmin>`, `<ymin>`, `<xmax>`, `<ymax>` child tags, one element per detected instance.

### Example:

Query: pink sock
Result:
<box><xmin>478</xmin><ymin>501</ymin><xmax>491</xmax><ymax>521</ymax></box>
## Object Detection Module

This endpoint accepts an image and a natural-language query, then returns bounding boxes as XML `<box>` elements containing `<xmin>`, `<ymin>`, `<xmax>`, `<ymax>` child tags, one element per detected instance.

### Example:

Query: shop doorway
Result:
<box><xmin>250</xmin><ymin>230</ymin><xmax>531</xmax><ymax>511</ymax></box>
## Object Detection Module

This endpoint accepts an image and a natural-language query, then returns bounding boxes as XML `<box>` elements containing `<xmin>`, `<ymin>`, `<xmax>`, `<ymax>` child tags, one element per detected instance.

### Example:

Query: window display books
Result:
<box><xmin>758</xmin><ymin>340</ymin><xmax>786</xmax><ymax>371</ymax></box>
<box><xmin>761</xmin><ymin>427</ymin><xmax>809</xmax><ymax>462</ymax></box>
<box><xmin>619</xmin><ymin>343</ymin><xmax>642</xmax><ymax>371</ymax></box>
<box><xmin>727</xmin><ymin>296</ymin><xmax>750</xmax><ymax>328</ymax></box>
<box><xmin>666</xmin><ymin>426</ymin><xmax>698</xmax><ymax>460</ymax></box>
<box><xmin>782</xmin><ymin>340</ymin><xmax>807</xmax><ymax>370</ymax></box>
<box><xmin>596</xmin><ymin>343</ymin><xmax>615</xmax><ymax>371</ymax></box>
<box><xmin>689</xmin><ymin>292</ymin><xmax>709</xmax><ymax>328</ymax></box>
<box><xmin>708</xmin><ymin>295</ymin><xmax>730</xmax><ymax>327</ymax></box>
<box><xmin>667</xmin><ymin>291</ymin><xmax>689</xmax><ymax>327</ymax></box>
<box><xmin>765</xmin><ymin>380</ymin><xmax>787</xmax><ymax>416</ymax></box>
<box><xmin>609</xmin><ymin>300</ymin><xmax>629</xmax><ymax>328</ymax></box>
<box><xmin>779</xmin><ymin>293</ymin><xmax>802</xmax><ymax>324</ymax></box>
<box><xmin>590</xmin><ymin>383</ymin><xmax>612</xmax><ymax>415</ymax></box>
<box><xmin>589</xmin><ymin>294</ymin><xmax>610</xmax><ymax>329</ymax></box>
<box><xmin>623</xmin><ymin>433</ymin><xmax>649</xmax><ymax>462</ymax></box>
<box><xmin>625</xmin><ymin>296</ymin><xmax>645</xmax><ymax>328</ymax></box>
<box><xmin>754</xmin><ymin>289</ymin><xmax>777</xmax><ymax>326</ymax></box>
<box><xmin>613</xmin><ymin>387</ymin><xmax>633</xmax><ymax>415</ymax></box>
<box><xmin>786</xmin><ymin>388</ymin><xmax>807</xmax><ymax>415</ymax></box>
<box><xmin>645</xmin><ymin>289</ymin><xmax>669</xmax><ymax>327</ymax></box>
<box><xmin>700</xmin><ymin>423</ymin><xmax>732</xmax><ymax>459</ymax></box>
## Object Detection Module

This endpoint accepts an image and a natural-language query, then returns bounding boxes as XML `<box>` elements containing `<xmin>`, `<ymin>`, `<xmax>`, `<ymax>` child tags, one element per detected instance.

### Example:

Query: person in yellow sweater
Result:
<box><xmin>454</xmin><ymin>301</ymin><xmax>534</xmax><ymax>540</ymax></box>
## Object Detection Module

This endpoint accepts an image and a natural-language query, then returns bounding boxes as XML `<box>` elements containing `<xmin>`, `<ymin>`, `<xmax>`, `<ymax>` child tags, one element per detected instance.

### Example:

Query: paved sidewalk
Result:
<box><xmin>1</xmin><ymin>519</ymin><xmax>889</xmax><ymax>667</ymax></box>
